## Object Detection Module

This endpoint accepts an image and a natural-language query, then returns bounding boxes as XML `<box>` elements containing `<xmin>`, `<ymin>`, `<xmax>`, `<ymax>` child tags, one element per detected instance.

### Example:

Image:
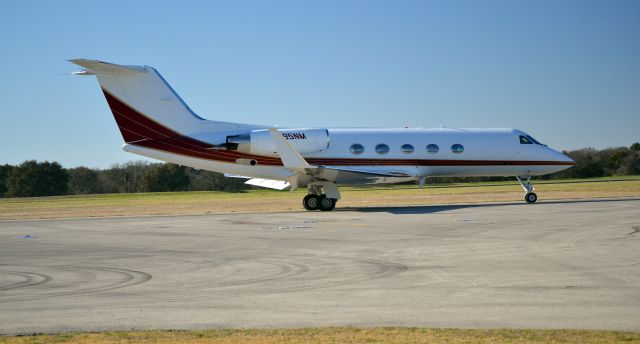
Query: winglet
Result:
<box><xmin>268</xmin><ymin>128</ymin><xmax>313</xmax><ymax>172</ymax></box>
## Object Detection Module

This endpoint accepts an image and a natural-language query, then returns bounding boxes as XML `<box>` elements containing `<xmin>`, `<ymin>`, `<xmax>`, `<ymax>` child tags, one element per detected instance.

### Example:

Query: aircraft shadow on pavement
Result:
<box><xmin>341</xmin><ymin>197</ymin><xmax>640</xmax><ymax>215</ymax></box>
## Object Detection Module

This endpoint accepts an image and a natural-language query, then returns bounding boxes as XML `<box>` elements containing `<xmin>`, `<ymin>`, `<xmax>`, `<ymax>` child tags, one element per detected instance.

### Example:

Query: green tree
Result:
<box><xmin>601</xmin><ymin>147</ymin><xmax>629</xmax><ymax>174</ymax></box>
<box><xmin>68</xmin><ymin>167</ymin><xmax>102</xmax><ymax>194</ymax></box>
<box><xmin>5</xmin><ymin>160</ymin><xmax>69</xmax><ymax>197</ymax></box>
<box><xmin>562</xmin><ymin>149</ymin><xmax>605</xmax><ymax>178</ymax></box>
<box><xmin>0</xmin><ymin>164</ymin><xmax>14</xmax><ymax>197</ymax></box>
<box><xmin>141</xmin><ymin>163</ymin><xmax>190</xmax><ymax>192</ymax></box>
<box><xmin>631</xmin><ymin>142</ymin><xmax>640</xmax><ymax>151</ymax></box>
<box><xmin>617</xmin><ymin>150</ymin><xmax>640</xmax><ymax>175</ymax></box>
<box><xmin>100</xmin><ymin>161</ymin><xmax>151</xmax><ymax>193</ymax></box>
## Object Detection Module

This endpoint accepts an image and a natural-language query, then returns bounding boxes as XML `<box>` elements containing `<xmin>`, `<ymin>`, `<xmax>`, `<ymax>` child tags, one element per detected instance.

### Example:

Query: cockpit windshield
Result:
<box><xmin>519</xmin><ymin>135</ymin><xmax>533</xmax><ymax>144</ymax></box>
<box><xmin>519</xmin><ymin>134</ymin><xmax>545</xmax><ymax>145</ymax></box>
<box><xmin>526</xmin><ymin>135</ymin><xmax>542</xmax><ymax>145</ymax></box>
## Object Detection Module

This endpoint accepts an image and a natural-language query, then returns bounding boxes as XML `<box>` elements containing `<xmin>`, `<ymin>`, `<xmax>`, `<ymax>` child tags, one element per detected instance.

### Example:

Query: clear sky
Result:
<box><xmin>1</xmin><ymin>0</ymin><xmax>638</xmax><ymax>168</ymax></box>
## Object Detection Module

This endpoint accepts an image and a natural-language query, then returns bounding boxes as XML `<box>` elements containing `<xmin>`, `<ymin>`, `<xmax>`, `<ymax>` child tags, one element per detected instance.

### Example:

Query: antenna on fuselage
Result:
<box><xmin>437</xmin><ymin>118</ymin><xmax>446</xmax><ymax>128</ymax></box>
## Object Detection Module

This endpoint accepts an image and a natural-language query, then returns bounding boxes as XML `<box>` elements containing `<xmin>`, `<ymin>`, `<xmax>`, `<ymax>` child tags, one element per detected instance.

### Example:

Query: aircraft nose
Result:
<box><xmin>551</xmin><ymin>149</ymin><xmax>575</xmax><ymax>165</ymax></box>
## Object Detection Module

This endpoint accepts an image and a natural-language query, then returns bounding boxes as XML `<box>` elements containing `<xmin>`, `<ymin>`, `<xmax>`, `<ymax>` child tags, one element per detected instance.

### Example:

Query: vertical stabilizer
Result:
<box><xmin>70</xmin><ymin>59</ymin><xmax>261</xmax><ymax>142</ymax></box>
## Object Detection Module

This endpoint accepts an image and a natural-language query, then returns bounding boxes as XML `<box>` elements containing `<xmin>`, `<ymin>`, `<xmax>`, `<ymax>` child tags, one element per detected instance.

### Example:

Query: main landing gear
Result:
<box><xmin>303</xmin><ymin>194</ymin><xmax>336</xmax><ymax>211</ymax></box>
<box><xmin>303</xmin><ymin>182</ymin><xmax>340</xmax><ymax>211</ymax></box>
<box><xmin>516</xmin><ymin>176</ymin><xmax>537</xmax><ymax>203</ymax></box>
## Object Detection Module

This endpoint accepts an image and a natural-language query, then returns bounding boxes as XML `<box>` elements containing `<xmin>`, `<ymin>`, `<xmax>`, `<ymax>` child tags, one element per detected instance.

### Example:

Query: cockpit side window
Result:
<box><xmin>519</xmin><ymin>135</ymin><xmax>533</xmax><ymax>144</ymax></box>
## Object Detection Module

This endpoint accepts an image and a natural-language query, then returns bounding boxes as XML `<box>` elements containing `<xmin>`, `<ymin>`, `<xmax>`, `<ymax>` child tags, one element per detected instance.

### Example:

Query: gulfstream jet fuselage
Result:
<box><xmin>71</xmin><ymin>59</ymin><xmax>574</xmax><ymax>211</ymax></box>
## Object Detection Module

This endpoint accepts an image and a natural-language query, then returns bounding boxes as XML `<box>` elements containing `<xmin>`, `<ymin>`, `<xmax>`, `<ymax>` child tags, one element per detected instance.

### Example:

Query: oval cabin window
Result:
<box><xmin>426</xmin><ymin>144</ymin><xmax>439</xmax><ymax>154</ymax></box>
<box><xmin>350</xmin><ymin>143</ymin><xmax>365</xmax><ymax>155</ymax></box>
<box><xmin>451</xmin><ymin>143</ymin><xmax>464</xmax><ymax>154</ymax></box>
<box><xmin>401</xmin><ymin>144</ymin><xmax>414</xmax><ymax>154</ymax></box>
<box><xmin>375</xmin><ymin>144</ymin><xmax>389</xmax><ymax>155</ymax></box>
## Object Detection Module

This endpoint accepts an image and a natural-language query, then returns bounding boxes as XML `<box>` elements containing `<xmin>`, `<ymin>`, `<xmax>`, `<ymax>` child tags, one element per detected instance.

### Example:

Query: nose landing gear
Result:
<box><xmin>516</xmin><ymin>176</ymin><xmax>537</xmax><ymax>203</ymax></box>
<box><xmin>303</xmin><ymin>182</ymin><xmax>340</xmax><ymax>211</ymax></box>
<box><xmin>524</xmin><ymin>192</ymin><xmax>538</xmax><ymax>203</ymax></box>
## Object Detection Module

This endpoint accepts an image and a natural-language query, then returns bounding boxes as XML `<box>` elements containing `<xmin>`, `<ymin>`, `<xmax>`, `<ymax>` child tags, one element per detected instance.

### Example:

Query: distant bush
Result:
<box><xmin>566</xmin><ymin>148</ymin><xmax>605</xmax><ymax>178</ymax></box>
<box><xmin>68</xmin><ymin>167</ymin><xmax>102</xmax><ymax>195</ymax></box>
<box><xmin>141</xmin><ymin>164</ymin><xmax>190</xmax><ymax>192</ymax></box>
<box><xmin>99</xmin><ymin>161</ymin><xmax>153</xmax><ymax>193</ymax></box>
<box><xmin>4</xmin><ymin>160</ymin><xmax>68</xmax><ymax>197</ymax></box>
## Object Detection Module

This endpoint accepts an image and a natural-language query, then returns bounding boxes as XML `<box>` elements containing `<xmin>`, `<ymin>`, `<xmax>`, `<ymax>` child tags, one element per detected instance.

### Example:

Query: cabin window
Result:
<box><xmin>519</xmin><ymin>135</ymin><xmax>533</xmax><ymax>144</ymax></box>
<box><xmin>375</xmin><ymin>144</ymin><xmax>389</xmax><ymax>155</ymax></box>
<box><xmin>401</xmin><ymin>144</ymin><xmax>414</xmax><ymax>154</ymax></box>
<box><xmin>350</xmin><ymin>143</ymin><xmax>365</xmax><ymax>155</ymax></box>
<box><xmin>426</xmin><ymin>144</ymin><xmax>439</xmax><ymax>154</ymax></box>
<box><xmin>451</xmin><ymin>143</ymin><xmax>464</xmax><ymax>153</ymax></box>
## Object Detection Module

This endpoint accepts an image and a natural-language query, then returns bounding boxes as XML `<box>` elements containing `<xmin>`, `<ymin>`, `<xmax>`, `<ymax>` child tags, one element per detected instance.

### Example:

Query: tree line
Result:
<box><xmin>0</xmin><ymin>161</ymin><xmax>248</xmax><ymax>198</ymax></box>
<box><xmin>0</xmin><ymin>143</ymin><xmax>638</xmax><ymax>198</ymax></box>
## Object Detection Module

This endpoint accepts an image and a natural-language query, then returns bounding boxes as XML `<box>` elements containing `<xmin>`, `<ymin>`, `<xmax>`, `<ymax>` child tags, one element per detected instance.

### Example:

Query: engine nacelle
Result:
<box><xmin>227</xmin><ymin>128</ymin><xmax>329</xmax><ymax>156</ymax></box>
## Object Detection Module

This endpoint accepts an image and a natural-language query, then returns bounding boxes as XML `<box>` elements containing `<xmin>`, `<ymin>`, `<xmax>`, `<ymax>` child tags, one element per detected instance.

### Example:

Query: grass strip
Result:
<box><xmin>1</xmin><ymin>177</ymin><xmax>639</xmax><ymax>220</ymax></box>
<box><xmin>2</xmin><ymin>328</ymin><xmax>639</xmax><ymax>344</ymax></box>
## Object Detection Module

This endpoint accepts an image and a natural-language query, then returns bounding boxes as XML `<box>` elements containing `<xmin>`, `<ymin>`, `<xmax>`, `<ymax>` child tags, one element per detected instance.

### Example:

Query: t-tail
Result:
<box><xmin>70</xmin><ymin>59</ymin><xmax>262</xmax><ymax>143</ymax></box>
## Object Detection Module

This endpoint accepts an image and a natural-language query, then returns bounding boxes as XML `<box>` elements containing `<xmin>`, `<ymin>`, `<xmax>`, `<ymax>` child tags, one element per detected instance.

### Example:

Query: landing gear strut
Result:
<box><xmin>303</xmin><ymin>182</ymin><xmax>340</xmax><ymax>211</ymax></box>
<box><xmin>516</xmin><ymin>176</ymin><xmax>537</xmax><ymax>203</ymax></box>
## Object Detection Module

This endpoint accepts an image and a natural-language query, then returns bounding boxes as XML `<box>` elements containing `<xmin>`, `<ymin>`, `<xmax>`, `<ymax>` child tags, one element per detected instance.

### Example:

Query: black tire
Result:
<box><xmin>303</xmin><ymin>194</ymin><xmax>320</xmax><ymax>210</ymax></box>
<box><xmin>525</xmin><ymin>192</ymin><xmax>537</xmax><ymax>203</ymax></box>
<box><xmin>319</xmin><ymin>196</ymin><xmax>336</xmax><ymax>211</ymax></box>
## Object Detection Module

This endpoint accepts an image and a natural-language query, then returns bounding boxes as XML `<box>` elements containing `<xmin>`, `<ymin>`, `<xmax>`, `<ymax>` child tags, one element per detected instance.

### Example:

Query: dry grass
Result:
<box><xmin>1</xmin><ymin>328</ymin><xmax>639</xmax><ymax>344</ymax></box>
<box><xmin>0</xmin><ymin>177</ymin><xmax>639</xmax><ymax>220</ymax></box>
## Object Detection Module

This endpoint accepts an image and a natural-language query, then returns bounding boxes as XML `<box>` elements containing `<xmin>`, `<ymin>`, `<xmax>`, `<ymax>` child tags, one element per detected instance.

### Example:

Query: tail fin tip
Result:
<box><xmin>69</xmin><ymin>58</ymin><xmax>147</xmax><ymax>75</ymax></box>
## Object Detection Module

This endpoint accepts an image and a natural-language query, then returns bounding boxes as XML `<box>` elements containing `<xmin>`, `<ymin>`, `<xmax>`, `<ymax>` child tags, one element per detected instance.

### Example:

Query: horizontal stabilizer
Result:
<box><xmin>245</xmin><ymin>178</ymin><xmax>290</xmax><ymax>190</ymax></box>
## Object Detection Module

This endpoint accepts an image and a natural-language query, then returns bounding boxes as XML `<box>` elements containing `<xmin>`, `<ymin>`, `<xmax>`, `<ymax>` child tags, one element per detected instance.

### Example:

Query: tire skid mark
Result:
<box><xmin>211</xmin><ymin>257</ymin><xmax>310</xmax><ymax>288</ymax></box>
<box><xmin>0</xmin><ymin>271</ymin><xmax>52</xmax><ymax>291</ymax></box>
<box><xmin>225</xmin><ymin>261</ymin><xmax>406</xmax><ymax>297</ymax></box>
<box><xmin>262</xmin><ymin>257</ymin><xmax>408</xmax><ymax>295</ymax></box>
<box><xmin>168</xmin><ymin>257</ymin><xmax>311</xmax><ymax>294</ymax></box>
<box><xmin>158</xmin><ymin>255</ymin><xmax>406</xmax><ymax>301</ymax></box>
<box><xmin>0</xmin><ymin>266</ymin><xmax>151</xmax><ymax>303</ymax></box>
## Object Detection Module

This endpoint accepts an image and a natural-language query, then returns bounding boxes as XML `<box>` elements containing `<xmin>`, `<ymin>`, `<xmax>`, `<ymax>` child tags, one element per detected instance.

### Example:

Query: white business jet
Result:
<box><xmin>71</xmin><ymin>59</ymin><xmax>574</xmax><ymax>211</ymax></box>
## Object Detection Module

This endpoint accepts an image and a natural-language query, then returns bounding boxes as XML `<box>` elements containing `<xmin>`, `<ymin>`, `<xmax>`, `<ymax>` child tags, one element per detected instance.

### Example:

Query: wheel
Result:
<box><xmin>525</xmin><ymin>192</ymin><xmax>537</xmax><ymax>203</ymax></box>
<box><xmin>319</xmin><ymin>196</ymin><xmax>336</xmax><ymax>211</ymax></box>
<box><xmin>303</xmin><ymin>194</ymin><xmax>320</xmax><ymax>210</ymax></box>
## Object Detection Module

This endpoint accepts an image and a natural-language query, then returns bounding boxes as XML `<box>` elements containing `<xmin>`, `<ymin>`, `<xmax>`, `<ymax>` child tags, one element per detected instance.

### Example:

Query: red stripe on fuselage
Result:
<box><xmin>101</xmin><ymin>89</ymin><xmax>283</xmax><ymax>165</ymax></box>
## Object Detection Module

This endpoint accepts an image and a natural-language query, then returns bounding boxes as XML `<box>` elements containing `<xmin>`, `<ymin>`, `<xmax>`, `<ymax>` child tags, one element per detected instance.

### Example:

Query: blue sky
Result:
<box><xmin>1</xmin><ymin>0</ymin><xmax>638</xmax><ymax>168</ymax></box>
